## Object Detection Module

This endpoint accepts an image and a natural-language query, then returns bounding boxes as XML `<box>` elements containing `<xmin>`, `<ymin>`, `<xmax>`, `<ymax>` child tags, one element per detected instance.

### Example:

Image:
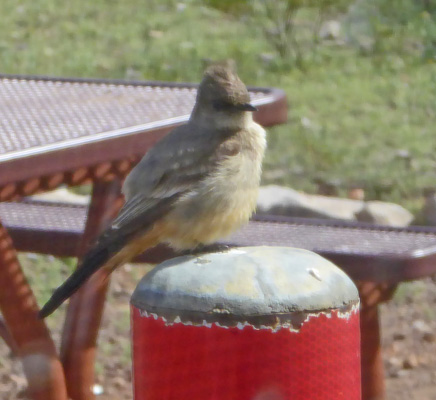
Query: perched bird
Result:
<box><xmin>39</xmin><ymin>61</ymin><xmax>267</xmax><ymax>318</ymax></box>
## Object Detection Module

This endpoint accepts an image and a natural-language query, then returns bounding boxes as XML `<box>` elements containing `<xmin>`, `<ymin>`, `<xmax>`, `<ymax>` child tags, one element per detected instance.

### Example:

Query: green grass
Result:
<box><xmin>0</xmin><ymin>0</ymin><xmax>269</xmax><ymax>81</ymax></box>
<box><xmin>2</xmin><ymin>0</ymin><xmax>436</xmax><ymax>216</ymax></box>
<box><xmin>265</xmin><ymin>58</ymin><xmax>436</xmax><ymax>214</ymax></box>
<box><xmin>17</xmin><ymin>254</ymin><xmax>75</xmax><ymax>302</ymax></box>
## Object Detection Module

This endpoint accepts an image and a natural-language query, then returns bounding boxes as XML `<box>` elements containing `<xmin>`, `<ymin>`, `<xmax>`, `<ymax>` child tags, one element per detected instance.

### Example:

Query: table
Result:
<box><xmin>4</xmin><ymin>204</ymin><xmax>436</xmax><ymax>400</ymax></box>
<box><xmin>0</xmin><ymin>74</ymin><xmax>287</xmax><ymax>400</ymax></box>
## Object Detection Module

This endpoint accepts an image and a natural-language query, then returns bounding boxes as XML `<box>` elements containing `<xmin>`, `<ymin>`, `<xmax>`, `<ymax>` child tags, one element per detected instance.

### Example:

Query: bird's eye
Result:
<box><xmin>212</xmin><ymin>100</ymin><xmax>233</xmax><ymax>111</ymax></box>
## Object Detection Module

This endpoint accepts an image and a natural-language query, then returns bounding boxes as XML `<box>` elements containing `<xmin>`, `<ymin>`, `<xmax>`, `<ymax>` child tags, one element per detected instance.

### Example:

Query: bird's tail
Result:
<box><xmin>38</xmin><ymin>232</ymin><xmax>130</xmax><ymax>319</ymax></box>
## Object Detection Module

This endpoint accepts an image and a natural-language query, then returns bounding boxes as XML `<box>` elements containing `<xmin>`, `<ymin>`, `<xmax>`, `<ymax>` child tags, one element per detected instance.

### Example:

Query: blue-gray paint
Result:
<box><xmin>131</xmin><ymin>246</ymin><xmax>358</xmax><ymax>315</ymax></box>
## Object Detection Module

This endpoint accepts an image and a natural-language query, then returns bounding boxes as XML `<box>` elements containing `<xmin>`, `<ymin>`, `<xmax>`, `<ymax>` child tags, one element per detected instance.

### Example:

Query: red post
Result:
<box><xmin>131</xmin><ymin>247</ymin><xmax>361</xmax><ymax>400</ymax></box>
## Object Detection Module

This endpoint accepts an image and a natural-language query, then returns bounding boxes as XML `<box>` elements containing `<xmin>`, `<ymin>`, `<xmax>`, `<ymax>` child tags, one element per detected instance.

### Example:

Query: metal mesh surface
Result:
<box><xmin>0</xmin><ymin>200</ymin><xmax>87</xmax><ymax>233</ymax></box>
<box><xmin>2</xmin><ymin>200</ymin><xmax>436</xmax><ymax>258</ymax></box>
<box><xmin>0</xmin><ymin>76</ymin><xmax>269</xmax><ymax>155</ymax></box>
<box><xmin>226</xmin><ymin>220</ymin><xmax>436</xmax><ymax>257</ymax></box>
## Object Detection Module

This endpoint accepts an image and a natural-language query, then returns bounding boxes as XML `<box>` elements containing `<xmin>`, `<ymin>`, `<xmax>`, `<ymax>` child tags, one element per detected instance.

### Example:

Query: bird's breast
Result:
<box><xmin>162</xmin><ymin>123</ymin><xmax>266</xmax><ymax>249</ymax></box>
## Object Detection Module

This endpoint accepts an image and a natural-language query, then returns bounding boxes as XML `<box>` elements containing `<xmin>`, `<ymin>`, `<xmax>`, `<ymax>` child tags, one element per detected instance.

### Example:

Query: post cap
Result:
<box><xmin>131</xmin><ymin>246</ymin><xmax>359</xmax><ymax>327</ymax></box>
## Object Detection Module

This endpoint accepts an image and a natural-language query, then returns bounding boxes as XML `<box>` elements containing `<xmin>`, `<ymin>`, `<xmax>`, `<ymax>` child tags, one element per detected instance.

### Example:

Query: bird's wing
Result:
<box><xmin>38</xmin><ymin>123</ymin><xmax>237</xmax><ymax>318</ymax></box>
<box><xmin>102</xmin><ymin>122</ymin><xmax>237</xmax><ymax>242</ymax></box>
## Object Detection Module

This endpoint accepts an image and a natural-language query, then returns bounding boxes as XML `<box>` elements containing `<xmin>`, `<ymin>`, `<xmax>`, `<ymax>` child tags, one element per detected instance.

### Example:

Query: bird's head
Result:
<box><xmin>191</xmin><ymin>60</ymin><xmax>257</xmax><ymax>128</ymax></box>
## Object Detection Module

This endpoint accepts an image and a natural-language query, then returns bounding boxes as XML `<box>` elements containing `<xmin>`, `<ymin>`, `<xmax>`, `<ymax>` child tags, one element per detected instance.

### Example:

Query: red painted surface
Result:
<box><xmin>131</xmin><ymin>307</ymin><xmax>361</xmax><ymax>400</ymax></box>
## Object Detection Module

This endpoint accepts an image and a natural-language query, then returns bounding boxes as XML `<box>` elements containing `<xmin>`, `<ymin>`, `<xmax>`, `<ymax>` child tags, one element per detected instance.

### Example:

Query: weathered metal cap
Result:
<box><xmin>131</xmin><ymin>246</ymin><xmax>359</xmax><ymax>328</ymax></box>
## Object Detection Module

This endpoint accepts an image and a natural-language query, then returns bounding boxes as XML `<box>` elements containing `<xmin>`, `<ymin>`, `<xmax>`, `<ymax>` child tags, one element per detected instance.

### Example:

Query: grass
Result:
<box><xmin>2</xmin><ymin>0</ymin><xmax>436</xmax><ymax>216</ymax></box>
<box><xmin>266</xmin><ymin>58</ymin><xmax>436</xmax><ymax>215</ymax></box>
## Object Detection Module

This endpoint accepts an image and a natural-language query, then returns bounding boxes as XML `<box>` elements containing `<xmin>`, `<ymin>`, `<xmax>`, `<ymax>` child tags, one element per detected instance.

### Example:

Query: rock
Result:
<box><xmin>403</xmin><ymin>354</ymin><xmax>419</xmax><ymax>369</ymax></box>
<box><xmin>31</xmin><ymin>187</ymin><xmax>89</xmax><ymax>205</ymax></box>
<box><xmin>342</xmin><ymin>0</ymin><xmax>375</xmax><ymax>52</ymax></box>
<box><xmin>423</xmin><ymin>332</ymin><xmax>436</xmax><ymax>343</ymax></box>
<box><xmin>176</xmin><ymin>3</ymin><xmax>187</xmax><ymax>12</ymax></box>
<box><xmin>396</xmin><ymin>369</ymin><xmax>410</xmax><ymax>378</ymax></box>
<box><xmin>412</xmin><ymin>320</ymin><xmax>435</xmax><ymax>342</ymax></box>
<box><xmin>9</xmin><ymin>374</ymin><xmax>26</xmax><ymax>388</ymax></box>
<box><xmin>107</xmin><ymin>335</ymin><xmax>117</xmax><ymax>344</ymax></box>
<box><xmin>301</xmin><ymin>116</ymin><xmax>313</xmax><ymax>129</ymax></box>
<box><xmin>259</xmin><ymin>53</ymin><xmax>276</xmax><ymax>66</ymax></box>
<box><xmin>422</xmin><ymin>190</ymin><xmax>436</xmax><ymax>225</ymax></box>
<box><xmin>92</xmin><ymin>384</ymin><xmax>104</xmax><ymax>396</ymax></box>
<box><xmin>388</xmin><ymin>369</ymin><xmax>400</xmax><ymax>378</ymax></box>
<box><xmin>395</xmin><ymin>149</ymin><xmax>411</xmax><ymax>160</ymax></box>
<box><xmin>393</xmin><ymin>332</ymin><xmax>406</xmax><ymax>341</ymax></box>
<box><xmin>412</xmin><ymin>320</ymin><xmax>432</xmax><ymax>335</ymax></box>
<box><xmin>113</xmin><ymin>377</ymin><xmax>127</xmax><ymax>389</ymax></box>
<box><xmin>314</xmin><ymin>177</ymin><xmax>342</xmax><ymax>196</ymax></box>
<box><xmin>16</xmin><ymin>389</ymin><xmax>28</xmax><ymax>399</ymax></box>
<box><xmin>319</xmin><ymin>20</ymin><xmax>341</xmax><ymax>40</ymax></box>
<box><xmin>386</xmin><ymin>357</ymin><xmax>403</xmax><ymax>377</ymax></box>
<box><xmin>256</xmin><ymin>185</ymin><xmax>413</xmax><ymax>227</ymax></box>
<box><xmin>257</xmin><ymin>185</ymin><xmax>362</xmax><ymax>220</ymax></box>
<box><xmin>355</xmin><ymin>202</ymin><xmax>414</xmax><ymax>227</ymax></box>
<box><xmin>148</xmin><ymin>30</ymin><xmax>164</xmax><ymax>39</ymax></box>
<box><xmin>262</xmin><ymin>169</ymin><xmax>288</xmax><ymax>181</ymax></box>
<box><xmin>348</xmin><ymin>188</ymin><xmax>365</xmax><ymax>201</ymax></box>
<box><xmin>125</xmin><ymin>67</ymin><xmax>142</xmax><ymax>80</ymax></box>
<box><xmin>387</xmin><ymin>357</ymin><xmax>402</xmax><ymax>368</ymax></box>
<box><xmin>111</xmin><ymin>281</ymin><xmax>130</xmax><ymax>298</ymax></box>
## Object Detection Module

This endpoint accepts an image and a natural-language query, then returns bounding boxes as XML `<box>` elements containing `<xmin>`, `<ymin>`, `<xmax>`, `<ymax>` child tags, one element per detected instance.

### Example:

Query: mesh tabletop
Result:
<box><xmin>0</xmin><ymin>75</ymin><xmax>279</xmax><ymax>158</ymax></box>
<box><xmin>0</xmin><ymin>199</ymin><xmax>86</xmax><ymax>233</ymax></box>
<box><xmin>2</xmin><ymin>200</ymin><xmax>436</xmax><ymax>282</ymax></box>
<box><xmin>0</xmin><ymin>75</ymin><xmax>286</xmax><ymax>187</ymax></box>
<box><xmin>228</xmin><ymin>218</ymin><xmax>436</xmax><ymax>258</ymax></box>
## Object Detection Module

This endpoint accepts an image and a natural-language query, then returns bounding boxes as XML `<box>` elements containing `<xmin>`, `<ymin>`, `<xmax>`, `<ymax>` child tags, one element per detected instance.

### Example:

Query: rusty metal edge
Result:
<box><xmin>0</xmin><ymin>124</ymin><xmax>173</xmax><ymax>186</ymax></box>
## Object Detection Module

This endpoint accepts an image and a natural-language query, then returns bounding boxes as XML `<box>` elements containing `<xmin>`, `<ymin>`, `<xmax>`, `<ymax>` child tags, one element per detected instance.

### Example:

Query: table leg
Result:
<box><xmin>0</xmin><ymin>315</ymin><xmax>19</xmax><ymax>355</ymax></box>
<box><xmin>357</xmin><ymin>281</ymin><xmax>397</xmax><ymax>400</ymax></box>
<box><xmin>0</xmin><ymin>220</ymin><xmax>68</xmax><ymax>400</ymax></box>
<box><xmin>60</xmin><ymin>179</ymin><xmax>124</xmax><ymax>400</ymax></box>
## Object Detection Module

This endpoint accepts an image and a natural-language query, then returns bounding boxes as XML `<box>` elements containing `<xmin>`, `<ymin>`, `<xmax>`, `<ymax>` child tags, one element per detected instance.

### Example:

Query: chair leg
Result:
<box><xmin>60</xmin><ymin>179</ymin><xmax>124</xmax><ymax>400</ymax></box>
<box><xmin>357</xmin><ymin>281</ymin><xmax>397</xmax><ymax>400</ymax></box>
<box><xmin>0</xmin><ymin>219</ymin><xmax>68</xmax><ymax>400</ymax></box>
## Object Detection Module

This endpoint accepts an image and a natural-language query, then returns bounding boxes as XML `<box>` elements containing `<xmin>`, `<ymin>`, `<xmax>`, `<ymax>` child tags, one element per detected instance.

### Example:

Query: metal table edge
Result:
<box><xmin>4</xmin><ymin>200</ymin><xmax>436</xmax><ymax>283</ymax></box>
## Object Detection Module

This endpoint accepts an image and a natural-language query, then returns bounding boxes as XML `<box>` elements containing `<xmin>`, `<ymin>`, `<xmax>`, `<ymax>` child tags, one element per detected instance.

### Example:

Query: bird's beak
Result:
<box><xmin>236</xmin><ymin>103</ymin><xmax>257</xmax><ymax>112</ymax></box>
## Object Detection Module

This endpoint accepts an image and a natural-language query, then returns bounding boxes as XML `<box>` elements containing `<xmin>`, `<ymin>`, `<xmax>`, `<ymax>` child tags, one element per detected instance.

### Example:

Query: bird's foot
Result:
<box><xmin>180</xmin><ymin>243</ymin><xmax>232</xmax><ymax>257</ymax></box>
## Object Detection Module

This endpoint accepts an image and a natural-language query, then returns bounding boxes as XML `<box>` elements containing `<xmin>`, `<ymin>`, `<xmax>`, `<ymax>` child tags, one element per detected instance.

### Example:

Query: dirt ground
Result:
<box><xmin>381</xmin><ymin>277</ymin><xmax>436</xmax><ymax>400</ymax></box>
<box><xmin>1</xmin><ymin>265</ymin><xmax>436</xmax><ymax>400</ymax></box>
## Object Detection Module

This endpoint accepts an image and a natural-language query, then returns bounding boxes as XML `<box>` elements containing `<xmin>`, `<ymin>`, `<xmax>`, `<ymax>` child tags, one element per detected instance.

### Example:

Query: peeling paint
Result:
<box><xmin>137</xmin><ymin>302</ymin><xmax>359</xmax><ymax>333</ymax></box>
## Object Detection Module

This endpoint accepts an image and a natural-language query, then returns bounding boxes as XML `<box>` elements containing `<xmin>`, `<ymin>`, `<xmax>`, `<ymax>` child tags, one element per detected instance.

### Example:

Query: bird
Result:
<box><xmin>39</xmin><ymin>61</ymin><xmax>267</xmax><ymax>318</ymax></box>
